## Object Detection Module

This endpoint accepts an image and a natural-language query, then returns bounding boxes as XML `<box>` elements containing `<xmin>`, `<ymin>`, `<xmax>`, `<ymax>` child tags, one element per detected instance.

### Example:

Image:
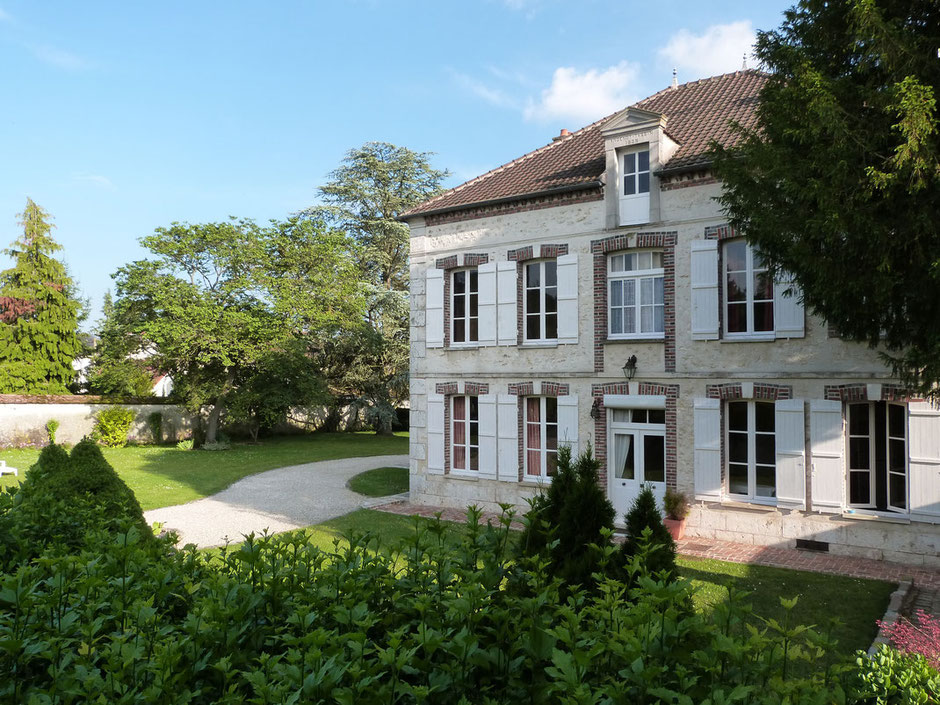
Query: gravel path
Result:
<box><xmin>144</xmin><ymin>454</ymin><xmax>408</xmax><ymax>548</ymax></box>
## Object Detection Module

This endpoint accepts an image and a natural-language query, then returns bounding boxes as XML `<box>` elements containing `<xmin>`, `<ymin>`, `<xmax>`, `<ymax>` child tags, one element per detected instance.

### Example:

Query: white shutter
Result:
<box><xmin>556</xmin><ymin>254</ymin><xmax>578</xmax><ymax>344</ymax></box>
<box><xmin>478</xmin><ymin>394</ymin><xmax>498</xmax><ymax>479</ymax></box>
<box><xmin>477</xmin><ymin>262</ymin><xmax>497</xmax><ymax>347</ymax></box>
<box><xmin>691</xmin><ymin>240</ymin><xmax>719</xmax><ymax>340</ymax></box>
<box><xmin>496</xmin><ymin>261</ymin><xmax>518</xmax><ymax>346</ymax></box>
<box><xmin>774</xmin><ymin>274</ymin><xmax>805</xmax><ymax>339</ymax></box>
<box><xmin>909</xmin><ymin>401</ymin><xmax>940</xmax><ymax>518</ymax></box>
<box><xmin>497</xmin><ymin>393</ymin><xmax>519</xmax><ymax>482</ymax></box>
<box><xmin>775</xmin><ymin>399</ymin><xmax>806</xmax><ymax>509</ymax></box>
<box><xmin>425</xmin><ymin>269</ymin><xmax>445</xmax><ymax>349</ymax></box>
<box><xmin>427</xmin><ymin>393</ymin><xmax>445</xmax><ymax>474</ymax></box>
<box><xmin>693</xmin><ymin>397</ymin><xmax>721</xmax><ymax>499</ymax></box>
<box><xmin>810</xmin><ymin>400</ymin><xmax>844</xmax><ymax>512</ymax></box>
<box><xmin>557</xmin><ymin>394</ymin><xmax>579</xmax><ymax>459</ymax></box>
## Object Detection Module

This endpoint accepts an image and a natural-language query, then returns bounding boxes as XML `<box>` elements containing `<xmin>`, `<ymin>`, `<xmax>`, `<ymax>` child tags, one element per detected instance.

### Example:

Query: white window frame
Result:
<box><xmin>622</xmin><ymin>148</ymin><xmax>650</xmax><ymax>197</ymax></box>
<box><xmin>846</xmin><ymin>401</ymin><xmax>909</xmax><ymax>514</ymax></box>
<box><xmin>451</xmin><ymin>394</ymin><xmax>479</xmax><ymax>473</ymax></box>
<box><xmin>609</xmin><ymin>408</ymin><xmax>667</xmax><ymax>484</ymax></box>
<box><xmin>723</xmin><ymin>239</ymin><xmax>774</xmax><ymax>340</ymax></box>
<box><xmin>450</xmin><ymin>268</ymin><xmax>478</xmax><ymax>346</ymax></box>
<box><xmin>524</xmin><ymin>396</ymin><xmax>558</xmax><ymax>480</ymax></box>
<box><xmin>608</xmin><ymin>250</ymin><xmax>665</xmax><ymax>339</ymax></box>
<box><xmin>523</xmin><ymin>259</ymin><xmax>558</xmax><ymax>343</ymax></box>
<box><xmin>725</xmin><ymin>400</ymin><xmax>777</xmax><ymax>504</ymax></box>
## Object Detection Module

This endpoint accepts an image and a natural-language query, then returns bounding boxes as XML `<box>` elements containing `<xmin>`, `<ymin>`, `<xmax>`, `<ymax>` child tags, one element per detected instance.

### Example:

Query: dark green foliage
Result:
<box><xmin>0</xmin><ymin>439</ymin><xmax>148</xmax><ymax>568</ymax></box>
<box><xmin>622</xmin><ymin>484</ymin><xmax>678</xmax><ymax>581</ymax></box>
<box><xmin>147</xmin><ymin>411</ymin><xmax>163</xmax><ymax>444</ymax></box>
<box><xmin>0</xmin><ymin>199</ymin><xmax>83</xmax><ymax>394</ymax></box>
<box><xmin>0</xmin><ymin>505</ymin><xmax>930</xmax><ymax>704</ymax></box>
<box><xmin>520</xmin><ymin>445</ymin><xmax>617</xmax><ymax>590</ymax></box>
<box><xmin>713</xmin><ymin>0</ymin><xmax>940</xmax><ymax>399</ymax></box>
<box><xmin>93</xmin><ymin>406</ymin><xmax>135</xmax><ymax>447</ymax></box>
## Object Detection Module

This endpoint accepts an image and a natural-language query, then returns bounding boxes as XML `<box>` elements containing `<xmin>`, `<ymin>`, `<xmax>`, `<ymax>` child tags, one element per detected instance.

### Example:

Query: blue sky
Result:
<box><xmin>0</xmin><ymin>0</ymin><xmax>792</xmax><ymax>323</ymax></box>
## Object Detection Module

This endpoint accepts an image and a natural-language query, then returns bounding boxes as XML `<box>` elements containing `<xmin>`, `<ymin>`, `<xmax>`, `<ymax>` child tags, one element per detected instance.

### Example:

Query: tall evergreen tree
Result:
<box><xmin>0</xmin><ymin>199</ymin><xmax>82</xmax><ymax>394</ymax></box>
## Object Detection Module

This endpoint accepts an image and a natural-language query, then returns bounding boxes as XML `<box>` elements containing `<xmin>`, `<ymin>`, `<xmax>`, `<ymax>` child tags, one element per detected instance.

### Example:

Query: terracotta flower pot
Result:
<box><xmin>664</xmin><ymin>517</ymin><xmax>686</xmax><ymax>541</ymax></box>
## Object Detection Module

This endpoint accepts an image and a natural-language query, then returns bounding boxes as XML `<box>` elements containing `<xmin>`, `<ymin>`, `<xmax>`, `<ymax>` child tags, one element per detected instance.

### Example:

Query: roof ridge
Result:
<box><xmin>635</xmin><ymin>68</ymin><xmax>768</xmax><ymax>107</ymax></box>
<box><xmin>406</xmin><ymin>110</ymin><xmax>618</xmax><ymax>217</ymax></box>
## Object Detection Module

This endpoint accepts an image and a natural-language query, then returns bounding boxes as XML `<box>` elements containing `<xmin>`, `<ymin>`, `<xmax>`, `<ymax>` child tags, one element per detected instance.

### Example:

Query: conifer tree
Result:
<box><xmin>0</xmin><ymin>199</ymin><xmax>82</xmax><ymax>394</ymax></box>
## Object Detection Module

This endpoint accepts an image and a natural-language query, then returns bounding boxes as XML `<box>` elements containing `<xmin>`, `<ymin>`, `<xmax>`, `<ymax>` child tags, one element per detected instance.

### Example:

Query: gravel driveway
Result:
<box><xmin>144</xmin><ymin>454</ymin><xmax>408</xmax><ymax>548</ymax></box>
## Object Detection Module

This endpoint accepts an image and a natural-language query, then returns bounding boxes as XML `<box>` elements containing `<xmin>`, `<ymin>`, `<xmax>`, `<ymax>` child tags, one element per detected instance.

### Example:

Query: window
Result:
<box><xmin>726</xmin><ymin>400</ymin><xmax>776</xmax><ymax>501</ymax></box>
<box><xmin>609</xmin><ymin>251</ymin><xmax>664</xmax><ymax>337</ymax></box>
<box><xmin>451</xmin><ymin>395</ymin><xmax>479</xmax><ymax>472</ymax></box>
<box><xmin>847</xmin><ymin>402</ymin><xmax>907</xmax><ymax>512</ymax></box>
<box><xmin>724</xmin><ymin>240</ymin><xmax>774</xmax><ymax>335</ymax></box>
<box><xmin>451</xmin><ymin>269</ymin><xmax>478</xmax><ymax>344</ymax></box>
<box><xmin>524</xmin><ymin>260</ymin><xmax>557</xmax><ymax>341</ymax></box>
<box><xmin>623</xmin><ymin>149</ymin><xmax>650</xmax><ymax>196</ymax></box>
<box><xmin>525</xmin><ymin>397</ymin><xmax>557</xmax><ymax>478</ymax></box>
<box><xmin>610</xmin><ymin>408</ymin><xmax>666</xmax><ymax>484</ymax></box>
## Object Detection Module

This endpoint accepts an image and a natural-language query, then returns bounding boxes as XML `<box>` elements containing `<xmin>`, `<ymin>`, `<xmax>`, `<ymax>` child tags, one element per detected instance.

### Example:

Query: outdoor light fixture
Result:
<box><xmin>590</xmin><ymin>398</ymin><xmax>601</xmax><ymax>420</ymax></box>
<box><xmin>622</xmin><ymin>355</ymin><xmax>638</xmax><ymax>380</ymax></box>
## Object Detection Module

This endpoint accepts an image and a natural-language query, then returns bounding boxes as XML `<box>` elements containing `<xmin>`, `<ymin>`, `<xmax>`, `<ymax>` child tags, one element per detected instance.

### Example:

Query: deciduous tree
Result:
<box><xmin>714</xmin><ymin>0</ymin><xmax>940</xmax><ymax>398</ymax></box>
<box><xmin>0</xmin><ymin>199</ymin><xmax>83</xmax><ymax>394</ymax></box>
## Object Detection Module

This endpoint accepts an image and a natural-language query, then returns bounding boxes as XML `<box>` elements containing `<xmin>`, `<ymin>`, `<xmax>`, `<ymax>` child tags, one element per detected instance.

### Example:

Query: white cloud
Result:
<box><xmin>658</xmin><ymin>21</ymin><xmax>756</xmax><ymax>81</ymax></box>
<box><xmin>72</xmin><ymin>172</ymin><xmax>113</xmax><ymax>189</ymax></box>
<box><xmin>31</xmin><ymin>44</ymin><xmax>92</xmax><ymax>71</ymax></box>
<box><xmin>524</xmin><ymin>62</ymin><xmax>640</xmax><ymax>124</ymax></box>
<box><xmin>449</xmin><ymin>69</ymin><xmax>519</xmax><ymax>110</ymax></box>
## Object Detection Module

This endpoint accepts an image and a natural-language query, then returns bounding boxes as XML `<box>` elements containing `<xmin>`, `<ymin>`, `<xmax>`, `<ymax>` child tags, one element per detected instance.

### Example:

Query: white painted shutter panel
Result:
<box><xmin>477</xmin><ymin>262</ymin><xmax>497</xmax><ymax>347</ymax></box>
<box><xmin>497</xmin><ymin>393</ymin><xmax>519</xmax><ymax>482</ymax></box>
<box><xmin>693</xmin><ymin>398</ymin><xmax>721</xmax><ymax>500</ymax></box>
<box><xmin>775</xmin><ymin>399</ymin><xmax>806</xmax><ymax>509</ymax></box>
<box><xmin>496</xmin><ymin>261</ymin><xmax>518</xmax><ymax>346</ymax></box>
<box><xmin>909</xmin><ymin>401</ymin><xmax>940</xmax><ymax>518</ymax></box>
<box><xmin>427</xmin><ymin>393</ymin><xmax>445</xmax><ymax>474</ymax></box>
<box><xmin>477</xmin><ymin>394</ymin><xmax>498</xmax><ymax>479</ymax></box>
<box><xmin>557</xmin><ymin>394</ymin><xmax>579</xmax><ymax>459</ymax></box>
<box><xmin>774</xmin><ymin>274</ymin><xmax>805</xmax><ymax>339</ymax></box>
<box><xmin>810</xmin><ymin>400</ymin><xmax>844</xmax><ymax>512</ymax></box>
<box><xmin>691</xmin><ymin>240</ymin><xmax>719</xmax><ymax>340</ymax></box>
<box><xmin>425</xmin><ymin>269</ymin><xmax>445</xmax><ymax>349</ymax></box>
<box><xmin>556</xmin><ymin>254</ymin><xmax>579</xmax><ymax>344</ymax></box>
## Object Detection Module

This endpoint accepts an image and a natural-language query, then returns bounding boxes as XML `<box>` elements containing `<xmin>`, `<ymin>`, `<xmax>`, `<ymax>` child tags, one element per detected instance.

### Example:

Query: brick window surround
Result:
<box><xmin>435</xmin><ymin>380</ymin><xmax>490</xmax><ymax>474</ymax></box>
<box><xmin>590</xmin><ymin>382</ymin><xmax>680</xmax><ymax>491</ymax></box>
<box><xmin>705</xmin><ymin>383</ymin><xmax>792</xmax><ymax>401</ymax></box>
<box><xmin>591</xmin><ymin>232</ymin><xmax>677</xmax><ymax>373</ymax></box>
<box><xmin>508</xmin><ymin>244</ymin><xmax>570</xmax><ymax>345</ymax></box>
<box><xmin>508</xmin><ymin>380</ymin><xmax>571</xmax><ymax>481</ymax></box>
<box><xmin>824</xmin><ymin>383</ymin><xmax>914</xmax><ymax>402</ymax></box>
<box><xmin>434</xmin><ymin>254</ymin><xmax>489</xmax><ymax>349</ymax></box>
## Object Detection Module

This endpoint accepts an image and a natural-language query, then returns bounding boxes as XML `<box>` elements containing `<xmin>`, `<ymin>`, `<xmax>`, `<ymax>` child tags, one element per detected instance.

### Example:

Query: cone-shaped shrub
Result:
<box><xmin>621</xmin><ymin>484</ymin><xmax>677</xmax><ymax>581</ymax></box>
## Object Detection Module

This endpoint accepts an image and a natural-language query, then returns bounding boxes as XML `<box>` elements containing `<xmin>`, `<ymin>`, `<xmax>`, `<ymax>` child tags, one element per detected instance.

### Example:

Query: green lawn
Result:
<box><xmin>0</xmin><ymin>433</ymin><xmax>408</xmax><ymax>511</ymax></box>
<box><xmin>347</xmin><ymin>466</ymin><xmax>409</xmax><ymax>496</ymax></box>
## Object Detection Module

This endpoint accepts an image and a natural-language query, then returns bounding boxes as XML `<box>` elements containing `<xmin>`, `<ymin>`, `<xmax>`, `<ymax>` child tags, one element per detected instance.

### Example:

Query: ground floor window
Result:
<box><xmin>847</xmin><ymin>401</ymin><xmax>907</xmax><ymax>511</ymax></box>
<box><xmin>451</xmin><ymin>395</ymin><xmax>479</xmax><ymax>472</ymax></box>
<box><xmin>611</xmin><ymin>409</ymin><xmax>666</xmax><ymax>483</ymax></box>
<box><xmin>726</xmin><ymin>400</ymin><xmax>776</xmax><ymax>500</ymax></box>
<box><xmin>525</xmin><ymin>397</ymin><xmax>557</xmax><ymax>478</ymax></box>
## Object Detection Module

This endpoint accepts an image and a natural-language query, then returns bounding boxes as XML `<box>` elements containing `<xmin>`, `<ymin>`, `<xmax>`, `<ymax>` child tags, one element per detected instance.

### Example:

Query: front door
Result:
<box><xmin>609</xmin><ymin>408</ymin><xmax>666</xmax><ymax>521</ymax></box>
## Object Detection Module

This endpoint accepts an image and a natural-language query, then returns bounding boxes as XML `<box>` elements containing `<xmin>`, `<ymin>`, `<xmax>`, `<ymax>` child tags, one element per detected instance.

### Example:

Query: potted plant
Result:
<box><xmin>663</xmin><ymin>487</ymin><xmax>690</xmax><ymax>541</ymax></box>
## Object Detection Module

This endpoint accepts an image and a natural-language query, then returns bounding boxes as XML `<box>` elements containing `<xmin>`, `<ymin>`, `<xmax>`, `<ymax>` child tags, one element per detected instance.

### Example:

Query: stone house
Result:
<box><xmin>402</xmin><ymin>70</ymin><xmax>940</xmax><ymax>568</ymax></box>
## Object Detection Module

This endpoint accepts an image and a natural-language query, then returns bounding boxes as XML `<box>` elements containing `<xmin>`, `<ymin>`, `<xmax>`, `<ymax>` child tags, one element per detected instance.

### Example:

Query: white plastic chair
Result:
<box><xmin>0</xmin><ymin>460</ymin><xmax>18</xmax><ymax>477</ymax></box>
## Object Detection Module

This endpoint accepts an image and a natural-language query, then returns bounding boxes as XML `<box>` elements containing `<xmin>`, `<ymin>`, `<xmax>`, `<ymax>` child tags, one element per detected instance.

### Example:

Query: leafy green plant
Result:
<box><xmin>201</xmin><ymin>440</ymin><xmax>231</xmax><ymax>451</ymax></box>
<box><xmin>176</xmin><ymin>438</ymin><xmax>194</xmax><ymax>450</ymax></box>
<box><xmin>44</xmin><ymin>418</ymin><xmax>59</xmax><ymax>445</ymax></box>
<box><xmin>621</xmin><ymin>484</ymin><xmax>677</xmax><ymax>581</ymax></box>
<box><xmin>92</xmin><ymin>407</ymin><xmax>135</xmax><ymax>447</ymax></box>
<box><xmin>663</xmin><ymin>486</ymin><xmax>690</xmax><ymax>520</ymax></box>
<box><xmin>147</xmin><ymin>411</ymin><xmax>163</xmax><ymax>444</ymax></box>
<box><xmin>852</xmin><ymin>644</ymin><xmax>939</xmax><ymax>703</ymax></box>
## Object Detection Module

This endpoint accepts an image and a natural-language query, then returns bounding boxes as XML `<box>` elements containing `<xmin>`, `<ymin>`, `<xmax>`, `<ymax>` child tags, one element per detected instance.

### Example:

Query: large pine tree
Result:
<box><xmin>0</xmin><ymin>199</ymin><xmax>82</xmax><ymax>394</ymax></box>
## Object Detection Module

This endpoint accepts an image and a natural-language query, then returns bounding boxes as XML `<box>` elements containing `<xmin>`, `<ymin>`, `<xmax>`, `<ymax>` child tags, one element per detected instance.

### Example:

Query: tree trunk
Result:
<box><xmin>205</xmin><ymin>402</ymin><xmax>224</xmax><ymax>444</ymax></box>
<box><xmin>375</xmin><ymin>414</ymin><xmax>394</xmax><ymax>436</ymax></box>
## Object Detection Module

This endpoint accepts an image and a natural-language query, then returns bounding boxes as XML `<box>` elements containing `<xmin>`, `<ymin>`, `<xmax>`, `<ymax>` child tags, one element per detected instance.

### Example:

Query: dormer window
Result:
<box><xmin>619</xmin><ymin>145</ymin><xmax>651</xmax><ymax>226</ymax></box>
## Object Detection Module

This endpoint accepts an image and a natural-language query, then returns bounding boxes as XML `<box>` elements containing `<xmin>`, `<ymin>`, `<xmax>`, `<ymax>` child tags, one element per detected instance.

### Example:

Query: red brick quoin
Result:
<box><xmin>590</xmin><ymin>382</ymin><xmax>680</xmax><ymax>492</ymax></box>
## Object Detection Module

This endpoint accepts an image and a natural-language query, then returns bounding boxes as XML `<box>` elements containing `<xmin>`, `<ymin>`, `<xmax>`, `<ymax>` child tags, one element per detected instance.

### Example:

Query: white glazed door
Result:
<box><xmin>609</xmin><ymin>409</ymin><xmax>666</xmax><ymax>519</ymax></box>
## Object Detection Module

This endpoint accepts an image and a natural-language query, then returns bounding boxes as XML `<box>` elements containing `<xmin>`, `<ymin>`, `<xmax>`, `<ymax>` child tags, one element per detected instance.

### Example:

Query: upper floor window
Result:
<box><xmin>609</xmin><ymin>251</ymin><xmax>664</xmax><ymax>338</ymax></box>
<box><xmin>525</xmin><ymin>396</ymin><xmax>558</xmax><ymax>479</ymax></box>
<box><xmin>524</xmin><ymin>260</ymin><xmax>557</xmax><ymax>342</ymax></box>
<box><xmin>623</xmin><ymin>149</ymin><xmax>650</xmax><ymax>196</ymax></box>
<box><xmin>724</xmin><ymin>240</ymin><xmax>773</xmax><ymax>336</ymax></box>
<box><xmin>452</xmin><ymin>395</ymin><xmax>479</xmax><ymax>472</ymax></box>
<box><xmin>451</xmin><ymin>269</ymin><xmax>478</xmax><ymax>344</ymax></box>
<box><xmin>726</xmin><ymin>400</ymin><xmax>776</xmax><ymax>501</ymax></box>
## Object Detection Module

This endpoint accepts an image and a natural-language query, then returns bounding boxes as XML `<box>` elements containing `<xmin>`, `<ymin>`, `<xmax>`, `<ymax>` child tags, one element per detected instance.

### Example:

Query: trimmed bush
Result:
<box><xmin>92</xmin><ymin>406</ymin><xmax>135</xmax><ymax>447</ymax></box>
<box><xmin>621</xmin><ymin>484</ymin><xmax>677</xmax><ymax>581</ymax></box>
<box><xmin>147</xmin><ymin>411</ymin><xmax>163</xmax><ymax>444</ymax></box>
<box><xmin>45</xmin><ymin>418</ymin><xmax>60</xmax><ymax>444</ymax></box>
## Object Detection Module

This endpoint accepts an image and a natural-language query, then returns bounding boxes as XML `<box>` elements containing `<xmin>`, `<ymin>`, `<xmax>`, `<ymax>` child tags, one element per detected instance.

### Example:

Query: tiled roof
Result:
<box><xmin>405</xmin><ymin>70</ymin><xmax>766</xmax><ymax>219</ymax></box>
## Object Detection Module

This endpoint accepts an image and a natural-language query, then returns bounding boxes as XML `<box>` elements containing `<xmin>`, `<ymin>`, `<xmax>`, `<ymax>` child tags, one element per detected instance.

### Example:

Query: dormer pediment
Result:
<box><xmin>600</xmin><ymin>107</ymin><xmax>667</xmax><ymax>139</ymax></box>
